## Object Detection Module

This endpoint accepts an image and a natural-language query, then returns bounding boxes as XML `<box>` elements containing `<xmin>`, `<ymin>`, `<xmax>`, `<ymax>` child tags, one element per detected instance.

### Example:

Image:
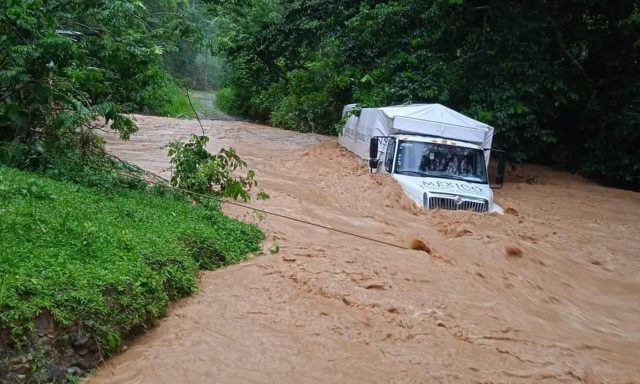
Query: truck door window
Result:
<box><xmin>384</xmin><ymin>138</ymin><xmax>395</xmax><ymax>172</ymax></box>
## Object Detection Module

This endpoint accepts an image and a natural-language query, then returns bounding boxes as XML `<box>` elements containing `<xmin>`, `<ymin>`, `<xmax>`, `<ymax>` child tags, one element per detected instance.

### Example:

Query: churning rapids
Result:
<box><xmin>89</xmin><ymin>115</ymin><xmax>640</xmax><ymax>383</ymax></box>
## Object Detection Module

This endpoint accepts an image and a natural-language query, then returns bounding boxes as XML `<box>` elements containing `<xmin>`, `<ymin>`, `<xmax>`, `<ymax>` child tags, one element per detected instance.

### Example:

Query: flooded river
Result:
<box><xmin>89</xmin><ymin>115</ymin><xmax>640</xmax><ymax>383</ymax></box>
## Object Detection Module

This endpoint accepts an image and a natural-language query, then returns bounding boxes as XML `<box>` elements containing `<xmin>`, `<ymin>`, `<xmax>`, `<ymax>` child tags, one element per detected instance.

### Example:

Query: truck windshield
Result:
<box><xmin>394</xmin><ymin>140</ymin><xmax>488</xmax><ymax>183</ymax></box>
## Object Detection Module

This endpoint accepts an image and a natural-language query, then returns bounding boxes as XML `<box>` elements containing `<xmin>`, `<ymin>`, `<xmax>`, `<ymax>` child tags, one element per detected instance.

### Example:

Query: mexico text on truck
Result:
<box><xmin>339</xmin><ymin>104</ymin><xmax>506</xmax><ymax>214</ymax></box>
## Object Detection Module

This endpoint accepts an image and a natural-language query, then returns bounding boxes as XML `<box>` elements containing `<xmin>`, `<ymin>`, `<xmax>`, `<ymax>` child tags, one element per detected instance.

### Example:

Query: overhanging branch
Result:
<box><xmin>549</xmin><ymin>18</ymin><xmax>591</xmax><ymax>82</ymax></box>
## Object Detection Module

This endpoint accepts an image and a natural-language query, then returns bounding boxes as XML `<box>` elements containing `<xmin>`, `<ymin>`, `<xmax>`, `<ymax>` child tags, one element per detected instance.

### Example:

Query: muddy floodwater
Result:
<box><xmin>89</xmin><ymin>115</ymin><xmax>640</xmax><ymax>383</ymax></box>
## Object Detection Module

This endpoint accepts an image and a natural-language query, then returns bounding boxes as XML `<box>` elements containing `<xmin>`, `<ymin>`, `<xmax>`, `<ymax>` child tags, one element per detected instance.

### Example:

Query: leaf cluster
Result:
<box><xmin>0</xmin><ymin>0</ymin><xmax>202</xmax><ymax>171</ymax></box>
<box><xmin>168</xmin><ymin>134</ymin><xmax>261</xmax><ymax>201</ymax></box>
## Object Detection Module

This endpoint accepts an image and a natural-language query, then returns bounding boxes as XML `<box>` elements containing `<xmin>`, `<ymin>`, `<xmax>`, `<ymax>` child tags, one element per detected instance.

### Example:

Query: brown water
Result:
<box><xmin>89</xmin><ymin>115</ymin><xmax>640</xmax><ymax>383</ymax></box>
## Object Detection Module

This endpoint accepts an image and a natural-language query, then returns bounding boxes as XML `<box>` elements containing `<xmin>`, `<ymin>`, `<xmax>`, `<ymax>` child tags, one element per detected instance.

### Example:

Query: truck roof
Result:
<box><xmin>339</xmin><ymin>103</ymin><xmax>494</xmax><ymax>165</ymax></box>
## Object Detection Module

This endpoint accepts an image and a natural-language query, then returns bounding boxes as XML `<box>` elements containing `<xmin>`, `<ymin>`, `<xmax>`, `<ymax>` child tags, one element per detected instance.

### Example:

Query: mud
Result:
<box><xmin>89</xmin><ymin>114</ymin><xmax>640</xmax><ymax>383</ymax></box>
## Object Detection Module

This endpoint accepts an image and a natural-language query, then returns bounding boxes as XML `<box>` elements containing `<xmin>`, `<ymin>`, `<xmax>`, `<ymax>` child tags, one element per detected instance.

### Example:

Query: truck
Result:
<box><xmin>339</xmin><ymin>103</ymin><xmax>506</xmax><ymax>214</ymax></box>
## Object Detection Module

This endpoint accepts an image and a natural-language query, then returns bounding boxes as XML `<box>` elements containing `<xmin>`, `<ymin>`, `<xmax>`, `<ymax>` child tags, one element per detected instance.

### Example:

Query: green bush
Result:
<box><xmin>215</xmin><ymin>87</ymin><xmax>241</xmax><ymax>115</ymax></box>
<box><xmin>168</xmin><ymin>134</ymin><xmax>258</xmax><ymax>201</ymax></box>
<box><xmin>0</xmin><ymin>166</ymin><xmax>263</xmax><ymax>350</ymax></box>
<box><xmin>156</xmin><ymin>82</ymin><xmax>194</xmax><ymax>118</ymax></box>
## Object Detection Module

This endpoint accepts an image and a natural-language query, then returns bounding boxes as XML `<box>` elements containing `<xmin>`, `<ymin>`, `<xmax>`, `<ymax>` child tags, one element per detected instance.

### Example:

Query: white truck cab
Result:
<box><xmin>339</xmin><ymin>104</ymin><xmax>506</xmax><ymax>214</ymax></box>
<box><xmin>372</xmin><ymin>134</ymin><xmax>503</xmax><ymax>213</ymax></box>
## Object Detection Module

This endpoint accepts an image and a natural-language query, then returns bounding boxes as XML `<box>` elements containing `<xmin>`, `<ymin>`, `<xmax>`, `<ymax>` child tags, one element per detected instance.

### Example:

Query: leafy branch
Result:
<box><xmin>167</xmin><ymin>134</ymin><xmax>267</xmax><ymax>202</ymax></box>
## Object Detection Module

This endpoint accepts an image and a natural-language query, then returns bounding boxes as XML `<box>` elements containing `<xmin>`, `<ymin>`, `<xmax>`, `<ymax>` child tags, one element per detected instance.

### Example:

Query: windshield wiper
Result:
<box><xmin>441</xmin><ymin>174</ymin><xmax>486</xmax><ymax>183</ymax></box>
<box><xmin>396</xmin><ymin>170</ymin><xmax>485</xmax><ymax>183</ymax></box>
<box><xmin>443</xmin><ymin>174</ymin><xmax>470</xmax><ymax>181</ymax></box>
<box><xmin>396</xmin><ymin>170</ymin><xmax>430</xmax><ymax>177</ymax></box>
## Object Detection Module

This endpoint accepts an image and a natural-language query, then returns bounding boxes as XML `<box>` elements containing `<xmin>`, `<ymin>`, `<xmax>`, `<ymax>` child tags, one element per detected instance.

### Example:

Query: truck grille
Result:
<box><xmin>427</xmin><ymin>196</ymin><xmax>488</xmax><ymax>213</ymax></box>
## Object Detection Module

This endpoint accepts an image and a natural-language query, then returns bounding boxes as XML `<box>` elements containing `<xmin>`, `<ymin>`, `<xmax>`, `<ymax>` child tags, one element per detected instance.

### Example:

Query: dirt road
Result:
<box><xmin>90</xmin><ymin>115</ymin><xmax>640</xmax><ymax>383</ymax></box>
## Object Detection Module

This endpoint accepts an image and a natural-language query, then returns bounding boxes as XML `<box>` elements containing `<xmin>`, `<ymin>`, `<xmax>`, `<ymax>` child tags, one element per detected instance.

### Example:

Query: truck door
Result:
<box><xmin>384</xmin><ymin>138</ymin><xmax>396</xmax><ymax>173</ymax></box>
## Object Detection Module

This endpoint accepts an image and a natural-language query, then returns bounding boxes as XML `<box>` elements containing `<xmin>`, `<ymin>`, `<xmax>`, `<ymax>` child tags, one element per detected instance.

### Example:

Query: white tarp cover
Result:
<box><xmin>339</xmin><ymin>104</ymin><xmax>494</xmax><ymax>165</ymax></box>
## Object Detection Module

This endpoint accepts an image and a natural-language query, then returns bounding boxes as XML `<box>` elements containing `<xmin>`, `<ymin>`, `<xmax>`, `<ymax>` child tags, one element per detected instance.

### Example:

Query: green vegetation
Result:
<box><xmin>168</xmin><ymin>134</ymin><xmax>258</xmax><ymax>201</ymax></box>
<box><xmin>211</xmin><ymin>0</ymin><xmax>640</xmax><ymax>189</ymax></box>
<box><xmin>0</xmin><ymin>0</ymin><xmax>213</xmax><ymax>171</ymax></box>
<box><xmin>215</xmin><ymin>87</ymin><xmax>241</xmax><ymax>116</ymax></box>
<box><xmin>0</xmin><ymin>164</ymin><xmax>262</xmax><ymax>352</ymax></box>
<box><xmin>159</xmin><ymin>83</ymin><xmax>195</xmax><ymax>118</ymax></box>
<box><xmin>189</xmin><ymin>90</ymin><xmax>233</xmax><ymax>120</ymax></box>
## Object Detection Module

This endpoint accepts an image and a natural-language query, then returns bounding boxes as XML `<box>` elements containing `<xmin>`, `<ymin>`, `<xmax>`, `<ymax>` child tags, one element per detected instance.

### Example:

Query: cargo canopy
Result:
<box><xmin>339</xmin><ymin>104</ymin><xmax>495</xmax><ymax>165</ymax></box>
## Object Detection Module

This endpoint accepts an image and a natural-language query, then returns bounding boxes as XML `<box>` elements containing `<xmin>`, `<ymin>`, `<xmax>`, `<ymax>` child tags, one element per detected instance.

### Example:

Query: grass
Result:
<box><xmin>158</xmin><ymin>82</ymin><xmax>195</xmax><ymax>118</ymax></box>
<box><xmin>0</xmin><ymin>165</ymin><xmax>263</xmax><ymax>352</ymax></box>
<box><xmin>189</xmin><ymin>90</ymin><xmax>234</xmax><ymax>120</ymax></box>
<box><xmin>155</xmin><ymin>81</ymin><xmax>236</xmax><ymax>120</ymax></box>
<box><xmin>214</xmin><ymin>87</ymin><xmax>240</xmax><ymax>116</ymax></box>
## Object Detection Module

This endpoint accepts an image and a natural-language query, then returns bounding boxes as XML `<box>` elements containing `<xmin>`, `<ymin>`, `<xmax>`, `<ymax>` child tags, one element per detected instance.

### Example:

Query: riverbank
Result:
<box><xmin>0</xmin><ymin>166</ymin><xmax>263</xmax><ymax>383</ymax></box>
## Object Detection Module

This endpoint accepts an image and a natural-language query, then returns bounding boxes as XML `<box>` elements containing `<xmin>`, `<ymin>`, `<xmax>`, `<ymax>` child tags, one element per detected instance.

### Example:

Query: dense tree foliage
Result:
<box><xmin>0</xmin><ymin>0</ymin><xmax>201</xmax><ymax>168</ymax></box>
<box><xmin>212</xmin><ymin>0</ymin><xmax>640</xmax><ymax>189</ymax></box>
<box><xmin>162</xmin><ymin>1</ymin><xmax>228</xmax><ymax>90</ymax></box>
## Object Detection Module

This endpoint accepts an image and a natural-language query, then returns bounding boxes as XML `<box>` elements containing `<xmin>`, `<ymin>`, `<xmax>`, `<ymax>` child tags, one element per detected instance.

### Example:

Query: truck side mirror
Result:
<box><xmin>369</xmin><ymin>137</ymin><xmax>379</xmax><ymax>160</ymax></box>
<box><xmin>491</xmin><ymin>150</ymin><xmax>506</xmax><ymax>189</ymax></box>
<box><xmin>369</xmin><ymin>158</ymin><xmax>380</xmax><ymax>170</ymax></box>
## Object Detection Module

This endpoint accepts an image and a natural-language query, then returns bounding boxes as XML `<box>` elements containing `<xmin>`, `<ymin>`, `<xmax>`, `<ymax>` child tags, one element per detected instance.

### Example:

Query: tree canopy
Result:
<box><xmin>0</xmin><ymin>0</ymin><xmax>203</xmax><ymax>166</ymax></box>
